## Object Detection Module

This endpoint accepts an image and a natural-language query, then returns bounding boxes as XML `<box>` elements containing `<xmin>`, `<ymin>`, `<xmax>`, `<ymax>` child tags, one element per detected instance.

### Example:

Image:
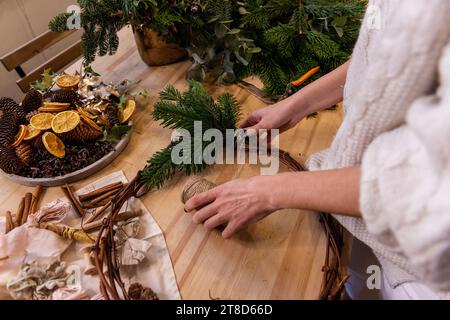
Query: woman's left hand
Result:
<box><xmin>184</xmin><ymin>176</ymin><xmax>278</xmax><ymax>239</ymax></box>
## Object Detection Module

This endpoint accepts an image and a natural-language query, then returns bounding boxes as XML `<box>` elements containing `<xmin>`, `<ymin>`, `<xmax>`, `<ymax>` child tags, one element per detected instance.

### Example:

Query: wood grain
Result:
<box><xmin>16</xmin><ymin>40</ymin><xmax>82</xmax><ymax>92</ymax></box>
<box><xmin>0</xmin><ymin>30</ymin><xmax>78</xmax><ymax>71</ymax></box>
<box><xmin>0</xmin><ymin>27</ymin><xmax>344</xmax><ymax>300</ymax></box>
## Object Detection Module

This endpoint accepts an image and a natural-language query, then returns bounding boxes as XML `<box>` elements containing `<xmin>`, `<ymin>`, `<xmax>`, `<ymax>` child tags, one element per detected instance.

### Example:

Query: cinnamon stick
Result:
<box><xmin>5</xmin><ymin>211</ymin><xmax>14</xmax><ymax>234</ymax></box>
<box><xmin>82</xmin><ymin>210</ymin><xmax>142</xmax><ymax>233</ymax></box>
<box><xmin>83</xmin><ymin>187</ymin><xmax>122</xmax><ymax>208</ymax></box>
<box><xmin>30</xmin><ymin>185</ymin><xmax>43</xmax><ymax>216</ymax></box>
<box><xmin>21</xmin><ymin>193</ymin><xmax>32</xmax><ymax>225</ymax></box>
<box><xmin>78</xmin><ymin>182</ymin><xmax>123</xmax><ymax>202</ymax></box>
<box><xmin>61</xmin><ymin>184</ymin><xmax>85</xmax><ymax>218</ymax></box>
<box><xmin>15</xmin><ymin>197</ymin><xmax>25</xmax><ymax>226</ymax></box>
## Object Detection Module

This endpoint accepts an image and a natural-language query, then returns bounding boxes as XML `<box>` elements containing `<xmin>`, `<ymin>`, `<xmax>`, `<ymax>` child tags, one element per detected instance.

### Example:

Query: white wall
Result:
<box><xmin>0</xmin><ymin>0</ymin><xmax>81</xmax><ymax>101</ymax></box>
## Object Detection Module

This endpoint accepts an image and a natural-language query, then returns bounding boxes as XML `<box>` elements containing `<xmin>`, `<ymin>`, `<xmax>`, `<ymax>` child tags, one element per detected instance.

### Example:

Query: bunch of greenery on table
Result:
<box><xmin>49</xmin><ymin>0</ymin><xmax>366</xmax><ymax>99</ymax></box>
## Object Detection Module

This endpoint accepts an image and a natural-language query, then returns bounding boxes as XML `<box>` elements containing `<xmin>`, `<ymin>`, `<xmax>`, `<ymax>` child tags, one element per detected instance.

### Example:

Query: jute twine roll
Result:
<box><xmin>181</xmin><ymin>177</ymin><xmax>217</xmax><ymax>204</ymax></box>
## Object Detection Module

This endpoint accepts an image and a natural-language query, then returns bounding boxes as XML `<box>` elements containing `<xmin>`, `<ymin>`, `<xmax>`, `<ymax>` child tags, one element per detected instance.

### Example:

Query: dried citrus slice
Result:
<box><xmin>42</xmin><ymin>132</ymin><xmax>65</xmax><ymax>158</ymax></box>
<box><xmin>51</xmin><ymin>111</ymin><xmax>80</xmax><ymax>134</ymax></box>
<box><xmin>30</xmin><ymin>113</ymin><xmax>55</xmax><ymax>130</ymax></box>
<box><xmin>10</xmin><ymin>125</ymin><xmax>27</xmax><ymax>148</ymax></box>
<box><xmin>77</xmin><ymin>106</ymin><xmax>97</xmax><ymax>120</ymax></box>
<box><xmin>80</xmin><ymin>114</ymin><xmax>103</xmax><ymax>132</ymax></box>
<box><xmin>39</xmin><ymin>102</ymin><xmax>71</xmax><ymax>112</ymax></box>
<box><xmin>56</xmin><ymin>74</ymin><xmax>80</xmax><ymax>90</ymax></box>
<box><xmin>23</xmin><ymin>124</ymin><xmax>42</xmax><ymax>141</ymax></box>
<box><xmin>119</xmin><ymin>99</ymin><xmax>136</xmax><ymax>124</ymax></box>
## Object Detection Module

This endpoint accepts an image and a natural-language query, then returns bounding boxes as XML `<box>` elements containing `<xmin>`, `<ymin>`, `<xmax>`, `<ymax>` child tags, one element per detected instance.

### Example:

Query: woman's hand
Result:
<box><xmin>184</xmin><ymin>176</ymin><xmax>278</xmax><ymax>239</ymax></box>
<box><xmin>240</xmin><ymin>96</ymin><xmax>309</xmax><ymax>135</ymax></box>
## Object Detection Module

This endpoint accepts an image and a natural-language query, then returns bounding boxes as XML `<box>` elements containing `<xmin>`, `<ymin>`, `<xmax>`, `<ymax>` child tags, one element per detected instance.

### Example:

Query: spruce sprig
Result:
<box><xmin>140</xmin><ymin>81</ymin><xmax>241</xmax><ymax>189</ymax></box>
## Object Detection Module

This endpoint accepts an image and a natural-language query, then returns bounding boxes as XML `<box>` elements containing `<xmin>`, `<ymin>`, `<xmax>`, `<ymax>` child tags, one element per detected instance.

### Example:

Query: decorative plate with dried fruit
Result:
<box><xmin>0</xmin><ymin>68</ymin><xmax>144</xmax><ymax>186</ymax></box>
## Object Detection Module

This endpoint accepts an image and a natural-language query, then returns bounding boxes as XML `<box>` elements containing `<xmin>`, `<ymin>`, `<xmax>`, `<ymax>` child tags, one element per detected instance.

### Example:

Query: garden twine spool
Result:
<box><xmin>181</xmin><ymin>177</ymin><xmax>217</xmax><ymax>204</ymax></box>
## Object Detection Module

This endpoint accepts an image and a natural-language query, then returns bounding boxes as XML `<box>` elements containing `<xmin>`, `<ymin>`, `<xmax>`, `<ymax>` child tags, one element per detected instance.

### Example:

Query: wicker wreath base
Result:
<box><xmin>92</xmin><ymin>148</ymin><xmax>348</xmax><ymax>300</ymax></box>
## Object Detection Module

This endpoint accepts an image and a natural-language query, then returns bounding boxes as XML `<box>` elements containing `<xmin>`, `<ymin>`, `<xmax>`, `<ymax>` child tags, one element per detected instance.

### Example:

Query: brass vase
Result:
<box><xmin>133</xmin><ymin>27</ymin><xmax>188</xmax><ymax>66</ymax></box>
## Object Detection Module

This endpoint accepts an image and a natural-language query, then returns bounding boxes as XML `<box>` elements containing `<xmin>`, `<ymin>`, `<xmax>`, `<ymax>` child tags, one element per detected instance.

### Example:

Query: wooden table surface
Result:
<box><xmin>0</xmin><ymin>27</ymin><xmax>343</xmax><ymax>300</ymax></box>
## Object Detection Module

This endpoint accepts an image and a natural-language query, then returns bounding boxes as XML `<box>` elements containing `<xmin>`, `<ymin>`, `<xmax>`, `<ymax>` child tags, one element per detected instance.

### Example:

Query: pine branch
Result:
<box><xmin>140</xmin><ymin>82</ymin><xmax>241</xmax><ymax>188</ymax></box>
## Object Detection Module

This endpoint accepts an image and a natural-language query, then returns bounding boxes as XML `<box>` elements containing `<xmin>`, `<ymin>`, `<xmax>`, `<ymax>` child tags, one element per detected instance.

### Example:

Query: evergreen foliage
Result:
<box><xmin>49</xmin><ymin>0</ymin><xmax>366</xmax><ymax>97</ymax></box>
<box><xmin>140</xmin><ymin>81</ymin><xmax>241</xmax><ymax>189</ymax></box>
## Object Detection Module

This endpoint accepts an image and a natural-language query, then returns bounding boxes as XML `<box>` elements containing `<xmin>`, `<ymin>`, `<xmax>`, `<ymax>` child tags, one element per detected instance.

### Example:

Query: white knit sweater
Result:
<box><xmin>307</xmin><ymin>0</ymin><xmax>450</xmax><ymax>294</ymax></box>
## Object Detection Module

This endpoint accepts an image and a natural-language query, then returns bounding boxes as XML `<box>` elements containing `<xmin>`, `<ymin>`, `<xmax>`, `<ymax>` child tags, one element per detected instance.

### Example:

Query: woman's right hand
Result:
<box><xmin>240</xmin><ymin>95</ymin><xmax>310</xmax><ymax>135</ymax></box>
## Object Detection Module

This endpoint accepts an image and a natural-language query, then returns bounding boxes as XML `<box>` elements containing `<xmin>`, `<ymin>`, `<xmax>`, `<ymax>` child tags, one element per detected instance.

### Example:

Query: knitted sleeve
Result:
<box><xmin>360</xmin><ymin>44</ymin><xmax>450</xmax><ymax>292</ymax></box>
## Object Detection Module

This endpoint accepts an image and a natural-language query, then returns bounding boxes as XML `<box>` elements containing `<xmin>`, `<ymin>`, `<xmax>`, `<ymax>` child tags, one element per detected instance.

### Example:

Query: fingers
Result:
<box><xmin>240</xmin><ymin>113</ymin><xmax>261</xmax><ymax>129</ymax></box>
<box><xmin>184</xmin><ymin>188</ymin><xmax>218</xmax><ymax>212</ymax></box>
<box><xmin>204</xmin><ymin>213</ymin><xmax>228</xmax><ymax>230</ymax></box>
<box><xmin>192</xmin><ymin>203</ymin><xmax>219</xmax><ymax>224</ymax></box>
<box><xmin>222</xmin><ymin>220</ymin><xmax>244</xmax><ymax>239</ymax></box>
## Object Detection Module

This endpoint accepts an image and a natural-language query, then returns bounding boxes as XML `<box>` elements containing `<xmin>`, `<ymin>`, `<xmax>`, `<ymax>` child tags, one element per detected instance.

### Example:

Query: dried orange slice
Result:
<box><xmin>119</xmin><ymin>99</ymin><xmax>136</xmax><ymax>124</ymax></box>
<box><xmin>23</xmin><ymin>124</ymin><xmax>42</xmax><ymax>141</ymax></box>
<box><xmin>80</xmin><ymin>114</ymin><xmax>103</xmax><ymax>132</ymax></box>
<box><xmin>39</xmin><ymin>102</ymin><xmax>71</xmax><ymax>112</ymax></box>
<box><xmin>42</xmin><ymin>132</ymin><xmax>65</xmax><ymax>158</ymax></box>
<box><xmin>77</xmin><ymin>106</ymin><xmax>97</xmax><ymax>120</ymax></box>
<box><xmin>30</xmin><ymin>113</ymin><xmax>55</xmax><ymax>130</ymax></box>
<box><xmin>56</xmin><ymin>74</ymin><xmax>80</xmax><ymax>90</ymax></box>
<box><xmin>51</xmin><ymin>111</ymin><xmax>80</xmax><ymax>134</ymax></box>
<box><xmin>10</xmin><ymin>125</ymin><xmax>27</xmax><ymax>148</ymax></box>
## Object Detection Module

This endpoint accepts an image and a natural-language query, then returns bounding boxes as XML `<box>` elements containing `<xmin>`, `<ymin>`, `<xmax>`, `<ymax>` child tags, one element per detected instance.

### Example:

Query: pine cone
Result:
<box><xmin>21</xmin><ymin>89</ymin><xmax>43</xmax><ymax>112</ymax></box>
<box><xmin>51</xmin><ymin>89</ymin><xmax>78</xmax><ymax>104</ymax></box>
<box><xmin>60</xmin><ymin>123</ymin><xmax>102</xmax><ymax>141</ymax></box>
<box><xmin>0</xmin><ymin>97</ymin><xmax>26</xmax><ymax>123</ymax></box>
<box><xmin>26</xmin><ymin>110</ymin><xmax>40</xmax><ymax>122</ymax></box>
<box><xmin>104</xmin><ymin>105</ymin><xmax>120</xmax><ymax>126</ymax></box>
<box><xmin>0</xmin><ymin>109</ymin><xmax>20</xmax><ymax>147</ymax></box>
<box><xmin>15</xmin><ymin>143</ymin><xmax>32</xmax><ymax>165</ymax></box>
<box><xmin>0</xmin><ymin>146</ymin><xmax>22</xmax><ymax>174</ymax></box>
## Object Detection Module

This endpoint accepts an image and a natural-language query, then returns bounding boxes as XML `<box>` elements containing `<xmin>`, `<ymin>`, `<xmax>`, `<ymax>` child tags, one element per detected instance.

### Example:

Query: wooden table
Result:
<box><xmin>0</xmin><ymin>27</ymin><xmax>343</xmax><ymax>299</ymax></box>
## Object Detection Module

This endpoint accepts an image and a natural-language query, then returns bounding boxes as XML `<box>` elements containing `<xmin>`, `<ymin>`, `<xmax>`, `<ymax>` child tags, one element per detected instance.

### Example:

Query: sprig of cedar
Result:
<box><xmin>139</xmin><ymin>81</ymin><xmax>241</xmax><ymax>189</ymax></box>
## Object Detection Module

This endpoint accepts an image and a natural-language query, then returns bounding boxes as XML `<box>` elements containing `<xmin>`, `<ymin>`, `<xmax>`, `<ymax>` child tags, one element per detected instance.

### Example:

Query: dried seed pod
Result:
<box><xmin>21</xmin><ymin>89</ymin><xmax>43</xmax><ymax>112</ymax></box>
<box><xmin>0</xmin><ymin>146</ymin><xmax>22</xmax><ymax>174</ymax></box>
<box><xmin>15</xmin><ymin>143</ymin><xmax>33</xmax><ymax>165</ymax></box>
<box><xmin>51</xmin><ymin>89</ymin><xmax>78</xmax><ymax>104</ymax></box>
